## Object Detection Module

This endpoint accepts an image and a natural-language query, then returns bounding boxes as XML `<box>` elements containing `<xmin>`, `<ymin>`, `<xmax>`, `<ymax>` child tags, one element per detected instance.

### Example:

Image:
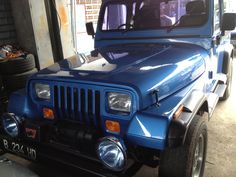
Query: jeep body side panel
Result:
<box><xmin>211</xmin><ymin>30</ymin><xmax>234</xmax><ymax>74</ymax></box>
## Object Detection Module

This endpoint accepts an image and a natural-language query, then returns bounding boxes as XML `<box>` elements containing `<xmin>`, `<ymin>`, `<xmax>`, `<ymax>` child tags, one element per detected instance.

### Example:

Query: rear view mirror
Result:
<box><xmin>221</xmin><ymin>13</ymin><xmax>236</xmax><ymax>32</ymax></box>
<box><xmin>86</xmin><ymin>22</ymin><xmax>95</xmax><ymax>38</ymax></box>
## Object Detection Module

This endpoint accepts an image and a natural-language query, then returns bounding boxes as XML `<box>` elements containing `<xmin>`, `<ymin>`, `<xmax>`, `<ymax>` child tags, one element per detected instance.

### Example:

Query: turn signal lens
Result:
<box><xmin>173</xmin><ymin>105</ymin><xmax>184</xmax><ymax>120</ymax></box>
<box><xmin>43</xmin><ymin>108</ymin><xmax>54</xmax><ymax>120</ymax></box>
<box><xmin>105</xmin><ymin>120</ymin><xmax>120</xmax><ymax>133</ymax></box>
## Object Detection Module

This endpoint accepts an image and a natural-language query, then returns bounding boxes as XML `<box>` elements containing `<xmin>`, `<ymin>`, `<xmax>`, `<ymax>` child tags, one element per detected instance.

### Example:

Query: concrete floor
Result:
<box><xmin>2</xmin><ymin>60</ymin><xmax>236</xmax><ymax>177</ymax></box>
<box><xmin>204</xmin><ymin>58</ymin><xmax>236</xmax><ymax>177</ymax></box>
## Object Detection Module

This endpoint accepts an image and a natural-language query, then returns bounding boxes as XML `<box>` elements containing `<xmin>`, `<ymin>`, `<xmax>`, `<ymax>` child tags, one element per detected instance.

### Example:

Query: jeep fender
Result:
<box><xmin>126</xmin><ymin>113</ymin><xmax>169</xmax><ymax>150</ymax></box>
<box><xmin>8</xmin><ymin>89</ymin><xmax>39</xmax><ymax>119</ymax></box>
<box><xmin>8</xmin><ymin>89</ymin><xmax>28</xmax><ymax>116</ymax></box>
<box><xmin>167</xmin><ymin>90</ymin><xmax>208</xmax><ymax>148</ymax></box>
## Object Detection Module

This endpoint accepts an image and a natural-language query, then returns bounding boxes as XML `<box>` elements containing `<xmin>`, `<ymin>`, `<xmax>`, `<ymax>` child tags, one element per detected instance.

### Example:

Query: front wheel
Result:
<box><xmin>159</xmin><ymin>115</ymin><xmax>208</xmax><ymax>177</ymax></box>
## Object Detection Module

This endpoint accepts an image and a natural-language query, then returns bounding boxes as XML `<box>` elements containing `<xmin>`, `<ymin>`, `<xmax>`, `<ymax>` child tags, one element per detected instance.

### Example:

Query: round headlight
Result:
<box><xmin>97</xmin><ymin>137</ymin><xmax>126</xmax><ymax>171</ymax></box>
<box><xmin>2</xmin><ymin>113</ymin><xmax>22</xmax><ymax>138</ymax></box>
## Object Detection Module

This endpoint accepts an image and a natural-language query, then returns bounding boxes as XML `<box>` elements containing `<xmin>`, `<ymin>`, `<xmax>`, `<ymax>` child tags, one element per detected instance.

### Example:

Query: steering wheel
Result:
<box><xmin>117</xmin><ymin>23</ymin><xmax>134</xmax><ymax>29</ymax></box>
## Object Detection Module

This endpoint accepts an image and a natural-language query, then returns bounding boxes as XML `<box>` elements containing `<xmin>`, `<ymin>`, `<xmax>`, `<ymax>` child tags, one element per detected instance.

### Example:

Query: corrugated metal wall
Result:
<box><xmin>0</xmin><ymin>0</ymin><xmax>16</xmax><ymax>45</ymax></box>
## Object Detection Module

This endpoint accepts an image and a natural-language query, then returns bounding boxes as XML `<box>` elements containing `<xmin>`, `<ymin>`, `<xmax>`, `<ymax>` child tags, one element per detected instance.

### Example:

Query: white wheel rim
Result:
<box><xmin>192</xmin><ymin>134</ymin><xmax>204</xmax><ymax>177</ymax></box>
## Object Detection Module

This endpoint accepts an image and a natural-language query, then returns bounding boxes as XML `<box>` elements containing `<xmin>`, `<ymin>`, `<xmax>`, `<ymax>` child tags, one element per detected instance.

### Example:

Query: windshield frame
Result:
<box><xmin>98</xmin><ymin>0</ymin><xmax>209</xmax><ymax>32</ymax></box>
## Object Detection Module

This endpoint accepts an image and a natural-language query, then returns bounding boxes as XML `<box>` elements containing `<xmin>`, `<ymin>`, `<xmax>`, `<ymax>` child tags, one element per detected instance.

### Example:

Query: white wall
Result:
<box><xmin>28</xmin><ymin>0</ymin><xmax>54</xmax><ymax>69</ymax></box>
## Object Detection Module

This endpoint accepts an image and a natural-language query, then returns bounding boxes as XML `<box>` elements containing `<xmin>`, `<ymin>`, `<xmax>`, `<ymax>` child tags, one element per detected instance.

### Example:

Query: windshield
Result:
<box><xmin>100</xmin><ymin>0</ymin><xmax>208</xmax><ymax>31</ymax></box>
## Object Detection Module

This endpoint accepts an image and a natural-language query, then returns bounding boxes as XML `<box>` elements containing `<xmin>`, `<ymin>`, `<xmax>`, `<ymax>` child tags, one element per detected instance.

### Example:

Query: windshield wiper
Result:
<box><xmin>166</xmin><ymin>18</ymin><xmax>181</xmax><ymax>33</ymax></box>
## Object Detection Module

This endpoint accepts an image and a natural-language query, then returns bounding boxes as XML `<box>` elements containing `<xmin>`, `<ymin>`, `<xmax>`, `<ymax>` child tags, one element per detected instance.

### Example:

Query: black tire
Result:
<box><xmin>221</xmin><ymin>58</ymin><xmax>233</xmax><ymax>101</ymax></box>
<box><xmin>159</xmin><ymin>116</ymin><xmax>208</xmax><ymax>177</ymax></box>
<box><xmin>0</xmin><ymin>149</ymin><xmax>5</xmax><ymax>156</ymax></box>
<box><xmin>2</xmin><ymin>68</ymin><xmax>38</xmax><ymax>92</ymax></box>
<box><xmin>0</xmin><ymin>54</ymin><xmax>36</xmax><ymax>75</ymax></box>
<box><xmin>0</xmin><ymin>75</ymin><xmax>2</xmax><ymax>90</ymax></box>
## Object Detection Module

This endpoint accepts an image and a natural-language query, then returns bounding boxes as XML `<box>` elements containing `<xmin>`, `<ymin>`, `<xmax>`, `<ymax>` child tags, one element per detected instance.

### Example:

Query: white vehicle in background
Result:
<box><xmin>228</xmin><ymin>0</ymin><xmax>236</xmax><ymax>47</ymax></box>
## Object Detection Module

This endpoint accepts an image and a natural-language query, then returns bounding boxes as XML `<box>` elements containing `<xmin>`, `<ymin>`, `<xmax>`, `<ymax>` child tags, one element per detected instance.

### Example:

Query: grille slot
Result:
<box><xmin>53</xmin><ymin>85</ymin><xmax>101</xmax><ymax>128</ymax></box>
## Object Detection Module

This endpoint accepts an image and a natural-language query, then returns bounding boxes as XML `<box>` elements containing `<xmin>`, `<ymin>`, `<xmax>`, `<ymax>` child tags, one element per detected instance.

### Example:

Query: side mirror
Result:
<box><xmin>221</xmin><ymin>13</ymin><xmax>236</xmax><ymax>32</ymax></box>
<box><xmin>86</xmin><ymin>22</ymin><xmax>95</xmax><ymax>38</ymax></box>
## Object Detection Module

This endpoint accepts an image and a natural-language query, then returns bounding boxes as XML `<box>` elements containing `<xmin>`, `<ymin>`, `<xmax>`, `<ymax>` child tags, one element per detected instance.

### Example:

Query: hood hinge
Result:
<box><xmin>152</xmin><ymin>89</ymin><xmax>160</xmax><ymax>107</ymax></box>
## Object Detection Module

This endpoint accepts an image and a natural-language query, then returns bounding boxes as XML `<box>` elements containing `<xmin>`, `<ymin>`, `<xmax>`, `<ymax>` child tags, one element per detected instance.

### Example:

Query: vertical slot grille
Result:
<box><xmin>95</xmin><ymin>91</ymin><xmax>101</xmax><ymax>128</ymax></box>
<box><xmin>88</xmin><ymin>89</ymin><xmax>94</xmax><ymax>127</ymax></box>
<box><xmin>80</xmin><ymin>89</ymin><xmax>86</xmax><ymax>123</ymax></box>
<box><xmin>53</xmin><ymin>84</ymin><xmax>101</xmax><ymax>128</ymax></box>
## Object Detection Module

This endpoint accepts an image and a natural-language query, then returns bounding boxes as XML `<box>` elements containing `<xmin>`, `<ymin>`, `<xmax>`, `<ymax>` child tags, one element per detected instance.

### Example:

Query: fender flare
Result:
<box><xmin>167</xmin><ymin>90</ymin><xmax>208</xmax><ymax>148</ymax></box>
<box><xmin>222</xmin><ymin>44</ymin><xmax>234</xmax><ymax>74</ymax></box>
<box><xmin>222</xmin><ymin>51</ymin><xmax>231</xmax><ymax>74</ymax></box>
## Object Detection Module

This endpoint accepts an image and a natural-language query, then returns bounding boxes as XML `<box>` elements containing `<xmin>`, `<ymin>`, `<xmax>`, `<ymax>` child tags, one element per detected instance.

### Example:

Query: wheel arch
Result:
<box><xmin>197</xmin><ymin>100</ymin><xmax>209</xmax><ymax>116</ymax></box>
<box><xmin>167</xmin><ymin>91</ymin><xmax>209</xmax><ymax>148</ymax></box>
<box><xmin>220</xmin><ymin>45</ymin><xmax>234</xmax><ymax>74</ymax></box>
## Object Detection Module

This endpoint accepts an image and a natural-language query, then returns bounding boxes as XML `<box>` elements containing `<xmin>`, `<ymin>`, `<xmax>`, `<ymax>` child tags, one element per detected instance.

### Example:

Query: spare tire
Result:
<box><xmin>0</xmin><ymin>54</ymin><xmax>36</xmax><ymax>75</ymax></box>
<box><xmin>2</xmin><ymin>68</ymin><xmax>38</xmax><ymax>92</ymax></box>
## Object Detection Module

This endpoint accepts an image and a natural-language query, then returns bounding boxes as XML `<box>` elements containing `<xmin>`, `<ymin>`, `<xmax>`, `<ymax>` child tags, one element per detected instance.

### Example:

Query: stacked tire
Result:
<box><xmin>0</xmin><ymin>75</ymin><xmax>7</xmax><ymax>115</ymax></box>
<box><xmin>0</xmin><ymin>54</ymin><xmax>38</xmax><ymax>93</ymax></box>
<box><xmin>0</xmin><ymin>75</ymin><xmax>3</xmax><ymax>91</ymax></box>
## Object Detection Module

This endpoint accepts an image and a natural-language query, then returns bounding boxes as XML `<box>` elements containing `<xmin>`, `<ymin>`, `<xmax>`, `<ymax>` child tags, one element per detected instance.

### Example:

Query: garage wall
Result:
<box><xmin>77</xmin><ymin>0</ymin><xmax>102</xmax><ymax>24</ymax></box>
<box><xmin>55</xmin><ymin>0</ymin><xmax>75</xmax><ymax>59</ymax></box>
<box><xmin>10</xmin><ymin>0</ymin><xmax>37</xmax><ymax>59</ymax></box>
<box><xmin>0</xmin><ymin>0</ymin><xmax>17</xmax><ymax>45</ymax></box>
<box><xmin>10</xmin><ymin>0</ymin><xmax>55</xmax><ymax>70</ymax></box>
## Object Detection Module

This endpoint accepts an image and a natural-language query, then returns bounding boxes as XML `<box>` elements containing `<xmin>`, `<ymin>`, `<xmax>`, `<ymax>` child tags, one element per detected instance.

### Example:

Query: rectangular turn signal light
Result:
<box><xmin>173</xmin><ymin>104</ymin><xmax>184</xmax><ymax>120</ymax></box>
<box><xmin>43</xmin><ymin>108</ymin><xmax>54</xmax><ymax>120</ymax></box>
<box><xmin>105</xmin><ymin>120</ymin><xmax>120</xmax><ymax>133</ymax></box>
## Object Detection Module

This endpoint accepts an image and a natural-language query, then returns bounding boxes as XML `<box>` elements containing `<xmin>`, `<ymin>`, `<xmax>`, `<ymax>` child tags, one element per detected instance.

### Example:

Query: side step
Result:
<box><xmin>208</xmin><ymin>93</ymin><xmax>219</xmax><ymax>118</ymax></box>
<box><xmin>208</xmin><ymin>83</ymin><xmax>226</xmax><ymax>118</ymax></box>
<box><xmin>214</xmin><ymin>83</ymin><xmax>227</xmax><ymax>98</ymax></box>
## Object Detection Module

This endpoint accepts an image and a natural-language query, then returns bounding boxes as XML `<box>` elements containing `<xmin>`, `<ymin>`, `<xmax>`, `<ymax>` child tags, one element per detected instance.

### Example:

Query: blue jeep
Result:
<box><xmin>0</xmin><ymin>0</ymin><xmax>235</xmax><ymax>177</ymax></box>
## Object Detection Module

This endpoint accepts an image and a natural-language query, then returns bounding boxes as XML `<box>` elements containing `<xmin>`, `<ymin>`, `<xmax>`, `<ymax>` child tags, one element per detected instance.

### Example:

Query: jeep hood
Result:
<box><xmin>34</xmin><ymin>43</ymin><xmax>206</xmax><ymax>109</ymax></box>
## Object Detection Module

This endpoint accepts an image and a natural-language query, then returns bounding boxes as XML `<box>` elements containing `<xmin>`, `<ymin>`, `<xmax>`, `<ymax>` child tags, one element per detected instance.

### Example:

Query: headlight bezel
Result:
<box><xmin>97</xmin><ymin>136</ymin><xmax>127</xmax><ymax>171</ymax></box>
<box><xmin>106</xmin><ymin>91</ymin><xmax>132</xmax><ymax>115</ymax></box>
<box><xmin>34</xmin><ymin>83</ymin><xmax>51</xmax><ymax>100</ymax></box>
<box><xmin>2</xmin><ymin>113</ymin><xmax>22</xmax><ymax>138</ymax></box>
